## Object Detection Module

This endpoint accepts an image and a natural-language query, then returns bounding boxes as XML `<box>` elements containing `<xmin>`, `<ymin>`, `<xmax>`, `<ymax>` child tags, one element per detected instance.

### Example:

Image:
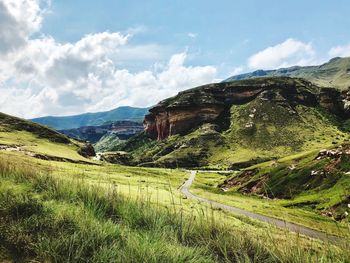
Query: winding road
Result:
<box><xmin>180</xmin><ymin>171</ymin><xmax>342</xmax><ymax>243</ymax></box>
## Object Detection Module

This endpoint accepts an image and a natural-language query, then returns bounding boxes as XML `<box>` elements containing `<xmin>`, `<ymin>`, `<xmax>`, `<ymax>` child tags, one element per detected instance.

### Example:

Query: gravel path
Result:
<box><xmin>180</xmin><ymin>171</ymin><xmax>342</xmax><ymax>244</ymax></box>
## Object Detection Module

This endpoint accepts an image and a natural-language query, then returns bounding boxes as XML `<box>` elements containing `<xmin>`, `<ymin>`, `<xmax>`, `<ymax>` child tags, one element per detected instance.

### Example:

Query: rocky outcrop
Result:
<box><xmin>145</xmin><ymin>105</ymin><xmax>224</xmax><ymax>140</ymax></box>
<box><xmin>100</xmin><ymin>151</ymin><xmax>132</xmax><ymax>165</ymax></box>
<box><xmin>318</xmin><ymin>87</ymin><xmax>350</xmax><ymax>116</ymax></box>
<box><xmin>78</xmin><ymin>143</ymin><xmax>96</xmax><ymax>157</ymax></box>
<box><xmin>144</xmin><ymin>77</ymin><xmax>349</xmax><ymax>140</ymax></box>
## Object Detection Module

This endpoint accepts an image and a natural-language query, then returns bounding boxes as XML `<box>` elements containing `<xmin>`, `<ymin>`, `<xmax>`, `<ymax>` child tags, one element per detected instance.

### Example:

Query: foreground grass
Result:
<box><xmin>0</xmin><ymin>155</ymin><xmax>349</xmax><ymax>262</ymax></box>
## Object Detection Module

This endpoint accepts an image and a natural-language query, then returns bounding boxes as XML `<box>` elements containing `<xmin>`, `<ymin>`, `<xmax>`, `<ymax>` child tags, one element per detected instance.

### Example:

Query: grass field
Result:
<box><xmin>0</xmin><ymin>151</ymin><xmax>349</xmax><ymax>262</ymax></box>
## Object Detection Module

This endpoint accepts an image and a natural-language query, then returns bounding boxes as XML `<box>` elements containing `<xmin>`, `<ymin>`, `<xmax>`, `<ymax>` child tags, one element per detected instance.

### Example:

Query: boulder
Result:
<box><xmin>78</xmin><ymin>143</ymin><xmax>96</xmax><ymax>157</ymax></box>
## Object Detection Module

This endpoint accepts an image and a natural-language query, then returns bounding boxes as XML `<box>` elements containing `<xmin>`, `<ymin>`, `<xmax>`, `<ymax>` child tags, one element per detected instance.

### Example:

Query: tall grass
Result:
<box><xmin>0</xmin><ymin>156</ymin><xmax>348</xmax><ymax>262</ymax></box>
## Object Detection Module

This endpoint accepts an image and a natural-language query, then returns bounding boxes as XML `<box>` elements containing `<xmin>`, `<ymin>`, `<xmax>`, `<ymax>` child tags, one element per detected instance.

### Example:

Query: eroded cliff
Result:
<box><xmin>144</xmin><ymin>77</ymin><xmax>350</xmax><ymax>140</ymax></box>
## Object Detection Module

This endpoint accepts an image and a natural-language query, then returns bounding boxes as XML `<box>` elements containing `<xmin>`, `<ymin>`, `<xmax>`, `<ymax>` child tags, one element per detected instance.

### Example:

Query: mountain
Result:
<box><xmin>31</xmin><ymin>106</ymin><xmax>149</xmax><ymax>130</ymax></box>
<box><xmin>0</xmin><ymin>112</ymin><xmax>95</xmax><ymax>162</ymax></box>
<box><xmin>60</xmin><ymin>121</ymin><xmax>143</xmax><ymax>143</ymax></box>
<box><xmin>59</xmin><ymin>121</ymin><xmax>144</xmax><ymax>152</ymax></box>
<box><xmin>224</xmin><ymin>57</ymin><xmax>350</xmax><ymax>90</ymax></box>
<box><xmin>118</xmin><ymin>77</ymin><xmax>350</xmax><ymax>168</ymax></box>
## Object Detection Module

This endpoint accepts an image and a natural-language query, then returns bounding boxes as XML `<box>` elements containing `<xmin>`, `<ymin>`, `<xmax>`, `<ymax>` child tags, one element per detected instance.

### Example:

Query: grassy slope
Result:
<box><xmin>291</xmin><ymin>57</ymin><xmax>350</xmax><ymax>90</ymax></box>
<box><xmin>209</xmin><ymin>102</ymin><xmax>350</xmax><ymax>167</ymax></box>
<box><xmin>94</xmin><ymin>133</ymin><xmax>123</xmax><ymax>152</ymax></box>
<box><xmin>0</xmin><ymin>112</ymin><xmax>92</xmax><ymax>162</ymax></box>
<box><xmin>225</xmin><ymin>57</ymin><xmax>350</xmax><ymax>90</ymax></box>
<box><xmin>190</xmin><ymin>147</ymin><xmax>350</xmax><ymax>237</ymax></box>
<box><xmin>0</xmin><ymin>152</ymin><xmax>349</xmax><ymax>262</ymax></box>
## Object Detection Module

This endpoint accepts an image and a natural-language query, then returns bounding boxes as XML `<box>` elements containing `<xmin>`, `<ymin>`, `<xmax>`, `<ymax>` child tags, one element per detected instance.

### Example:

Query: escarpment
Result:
<box><xmin>145</xmin><ymin>105</ymin><xmax>225</xmax><ymax>140</ymax></box>
<box><xmin>144</xmin><ymin>77</ymin><xmax>350</xmax><ymax>140</ymax></box>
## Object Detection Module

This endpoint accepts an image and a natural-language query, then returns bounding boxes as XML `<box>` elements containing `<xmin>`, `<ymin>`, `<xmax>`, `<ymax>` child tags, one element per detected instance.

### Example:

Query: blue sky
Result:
<box><xmin>0</xmin><ymin>0</ymin><xmax>350</xmax><ymax>118</ymax></box>
<box><xmin>42</xmin><ymin>0</ymin><xmax>350</xmax><ymax>76</ymax></box>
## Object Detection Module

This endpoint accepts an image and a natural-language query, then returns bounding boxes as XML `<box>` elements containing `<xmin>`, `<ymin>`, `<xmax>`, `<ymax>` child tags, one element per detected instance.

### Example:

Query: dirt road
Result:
<box><xmin>180</xmin><ymin>171</ymin><xmax>341</xmax><ymax>243</ymax></box>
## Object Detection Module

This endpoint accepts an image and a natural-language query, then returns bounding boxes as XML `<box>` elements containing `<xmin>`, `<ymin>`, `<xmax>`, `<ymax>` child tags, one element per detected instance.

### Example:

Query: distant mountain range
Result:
<box><xmin>224</xmin><ymin>57</ymin><xmax>350</xmax><ymax>90</ymax></box>
<box><xmin>31</xmin><ymin>106</ymin><xmax>149</xmax><ymax>130</ymax></box>
<box><xmin>60</xmin><ymin>121</ymin><xmax>143</xmax><ymax>144</ymax></box>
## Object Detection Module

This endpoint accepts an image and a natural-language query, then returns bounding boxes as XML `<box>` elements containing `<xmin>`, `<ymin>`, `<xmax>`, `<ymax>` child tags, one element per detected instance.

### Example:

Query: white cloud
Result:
<box><xmin>188</xmin><ymin>32</ymin><xmax>197</xmax><ymax>39</ymax></box>
<box><xmin>248</xmin><ymin>38</ymin><xmax>316</xmax><ymax>70</ymax></box>
<box><xmin>0</xmin><ymin>0</ymin><xmax>49</xmax><ymax>54</ymax></box>
<box><xmin>229</xmin><ymin>66</ymin><xmax>244</xmax><ymax>76</ymax></box>
<box><xmin>0</xmin><ymin>0</ymin><xmax>217</xmax><ymax>118</ymax></box>
<box><xmin>328</xmin><ymin>44</ymin><xmax>350</xmax><ymax>58</ymax></box>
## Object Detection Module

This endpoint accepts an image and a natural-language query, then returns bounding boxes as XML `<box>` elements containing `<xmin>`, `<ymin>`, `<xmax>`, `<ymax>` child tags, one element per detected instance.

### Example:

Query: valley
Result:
<box><xmin>2</xmin><ymin>1</ymin><xmax>350</xmax><ymax>261</ymax></box>
<box><xmin>1</xmin><ymin>71</ymin><xmax>350</xmax><ymax>262</ymax></box>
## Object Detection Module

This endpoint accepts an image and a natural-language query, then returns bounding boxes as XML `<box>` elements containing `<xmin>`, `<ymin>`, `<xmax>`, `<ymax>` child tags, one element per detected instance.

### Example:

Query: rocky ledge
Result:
<box><xmin>144</xmin><ymin>77</ymin><xmax>350</xmax><ymax>140</ymax></box>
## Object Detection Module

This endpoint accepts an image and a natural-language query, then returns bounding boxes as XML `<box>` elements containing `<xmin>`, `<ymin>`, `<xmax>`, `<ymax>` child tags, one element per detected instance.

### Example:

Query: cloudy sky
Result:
<box><xmin>1</xmin><ymin>0</ymin><xmax>350</xmax><ymax>118</ymax></box>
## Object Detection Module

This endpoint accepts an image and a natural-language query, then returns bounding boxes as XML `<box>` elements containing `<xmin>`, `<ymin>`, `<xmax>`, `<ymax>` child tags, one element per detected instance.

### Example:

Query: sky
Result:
<box><xmin>0</xmin><ymin>0</ymin><xmax>350</xmax><ymax>118</ymax></box>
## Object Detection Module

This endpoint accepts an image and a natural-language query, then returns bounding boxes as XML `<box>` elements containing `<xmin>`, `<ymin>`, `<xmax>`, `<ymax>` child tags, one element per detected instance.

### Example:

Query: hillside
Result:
<box><xmin>0</xmin><ymin>112</ymin><xmax>95</xmax><ymax>163</ymax></box>
<box><xmin>224</xmin><ymin>57</ymin><xmax>350</xmax><ymax>90</ymax></box>
<box><xmin>118</xmin><ymin>77</ymin><xmax>350</xmax><ymax>168</ymax></box>
<box><xmin>31</xmin><ymin>106</ymin><xmax>148</xmax><ymax>130</ymax></box>
<box><xmin>218</xmin><ymin>144</ymin><xmax>350</xmax><ymax>222</ymax></box>
<box><xmin>188</xmin><ymin>144</ymin><xmax>350</xmax><ymax>240</ymax></box>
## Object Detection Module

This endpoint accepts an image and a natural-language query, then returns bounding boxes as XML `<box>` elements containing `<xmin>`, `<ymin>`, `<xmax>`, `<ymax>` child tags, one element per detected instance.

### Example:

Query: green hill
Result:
<box><xmin>220</xmin><ymin>144</ymin><xmax>350</xmax><ymax>222</ymax></box>
<box><xmin>225</xmin><ymin>57</ymin><xmax>350</xmax><ymax>90</ymax></box>
<box><xmin>118</xmin><ymin>77</ymin><xmax>350</xmax><ymax>168</ymax></box>
<box><xmin>31</xmin><ymin>106</ymin><xmax>148</xmax><ymax>130</ymax></box>
<box><xmin>0</xmin><ymin>112</ymin><xmax>95</xmax><ymax>162</ymax></box>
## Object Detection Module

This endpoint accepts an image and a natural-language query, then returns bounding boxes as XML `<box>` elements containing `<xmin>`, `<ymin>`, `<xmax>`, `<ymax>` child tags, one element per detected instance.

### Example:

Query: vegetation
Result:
<box><xmin>190</xmin><ymin>146</ymin><xmax>350</xmax><ymax>237</ymax></box>
<box><xmin>225</xmin><ymin>57</ymin><xmax>350</xmax><ymax>90</ymax></box>
<box><xmin>0</xmin><ymin>153</ymin><xmax>349</xmax><ymax>262</ymax></box>
<box><xmin>0</xmin><ymin>112</ymin><xmax>93</xmax><ymax>162</ymax></box>
<box><xmin>1</xmin><ymin>71</ymin><xmax>350</xmax><ymax>262</ymax></box>
<box><xmin>0</xmin><ymin>112</ymin><xmax>70</xmax><ymax>144</ymax></box>
<box><xmin>119</xmin><ymin>78</ymin><xmax>350</xmax><ymax>168</ymax></box>
<box><xmin>94</xmin><ymin>132</ymin><xmax>124</xmax><ymax>152</ymax></box>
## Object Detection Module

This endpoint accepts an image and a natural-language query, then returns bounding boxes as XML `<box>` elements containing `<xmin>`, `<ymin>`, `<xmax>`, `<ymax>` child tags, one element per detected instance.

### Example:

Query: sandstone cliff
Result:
<box><xmin>144</xmin><ymin>77</ymin><xmax>350</xmax><ymax>140</ymax></box>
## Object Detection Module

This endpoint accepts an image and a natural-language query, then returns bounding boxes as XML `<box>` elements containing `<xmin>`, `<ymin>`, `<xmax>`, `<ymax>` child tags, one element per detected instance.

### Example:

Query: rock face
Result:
<box><xmin>145</xmin><ymin>105</ymin><xmax>224</xmax><ymax>140</ymax></box>
<box><xmin>144</xmin><ymin>77</ymin><xmax>350</xmax><ymax>140</ymax></box>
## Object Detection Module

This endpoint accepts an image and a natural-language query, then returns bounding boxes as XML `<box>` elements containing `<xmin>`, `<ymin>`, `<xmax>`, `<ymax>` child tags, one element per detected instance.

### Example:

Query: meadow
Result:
<box><xmin>0</xmin><ymin>151</ymin><xmax>349</xmax><ymax>262</ymax></box>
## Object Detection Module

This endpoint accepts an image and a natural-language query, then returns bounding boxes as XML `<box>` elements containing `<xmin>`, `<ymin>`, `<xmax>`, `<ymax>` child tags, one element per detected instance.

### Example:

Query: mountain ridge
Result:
<box><xmin>224</xmin><ymin>57</ymin><xmax>350</xmax><ymax>90</ymax></box>
<box><xmin>31</xmin><ymin>106</ymin><xmax>149</xmax><ymax>130</ymax></box>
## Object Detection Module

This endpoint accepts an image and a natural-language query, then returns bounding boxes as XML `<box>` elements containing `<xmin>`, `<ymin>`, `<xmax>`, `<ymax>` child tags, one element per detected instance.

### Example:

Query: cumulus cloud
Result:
<box><xmin>328</xmin><ymin>44</ymin><xmax>350</xmax><ymax>58</ymax></box>
<box><xmin>0</xmin><ymin>0</ymin><xmax>217</xmax><ymax>118</ymax></box>
<box><xmin>248</xmin><ymin>38</ymin><xmax>316</xmax><ymax>70</ymax></box>
<box><xmin>0</xmin><ymin>0</ymin><xmax>47</xmax><ymax>54</ymax></box>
